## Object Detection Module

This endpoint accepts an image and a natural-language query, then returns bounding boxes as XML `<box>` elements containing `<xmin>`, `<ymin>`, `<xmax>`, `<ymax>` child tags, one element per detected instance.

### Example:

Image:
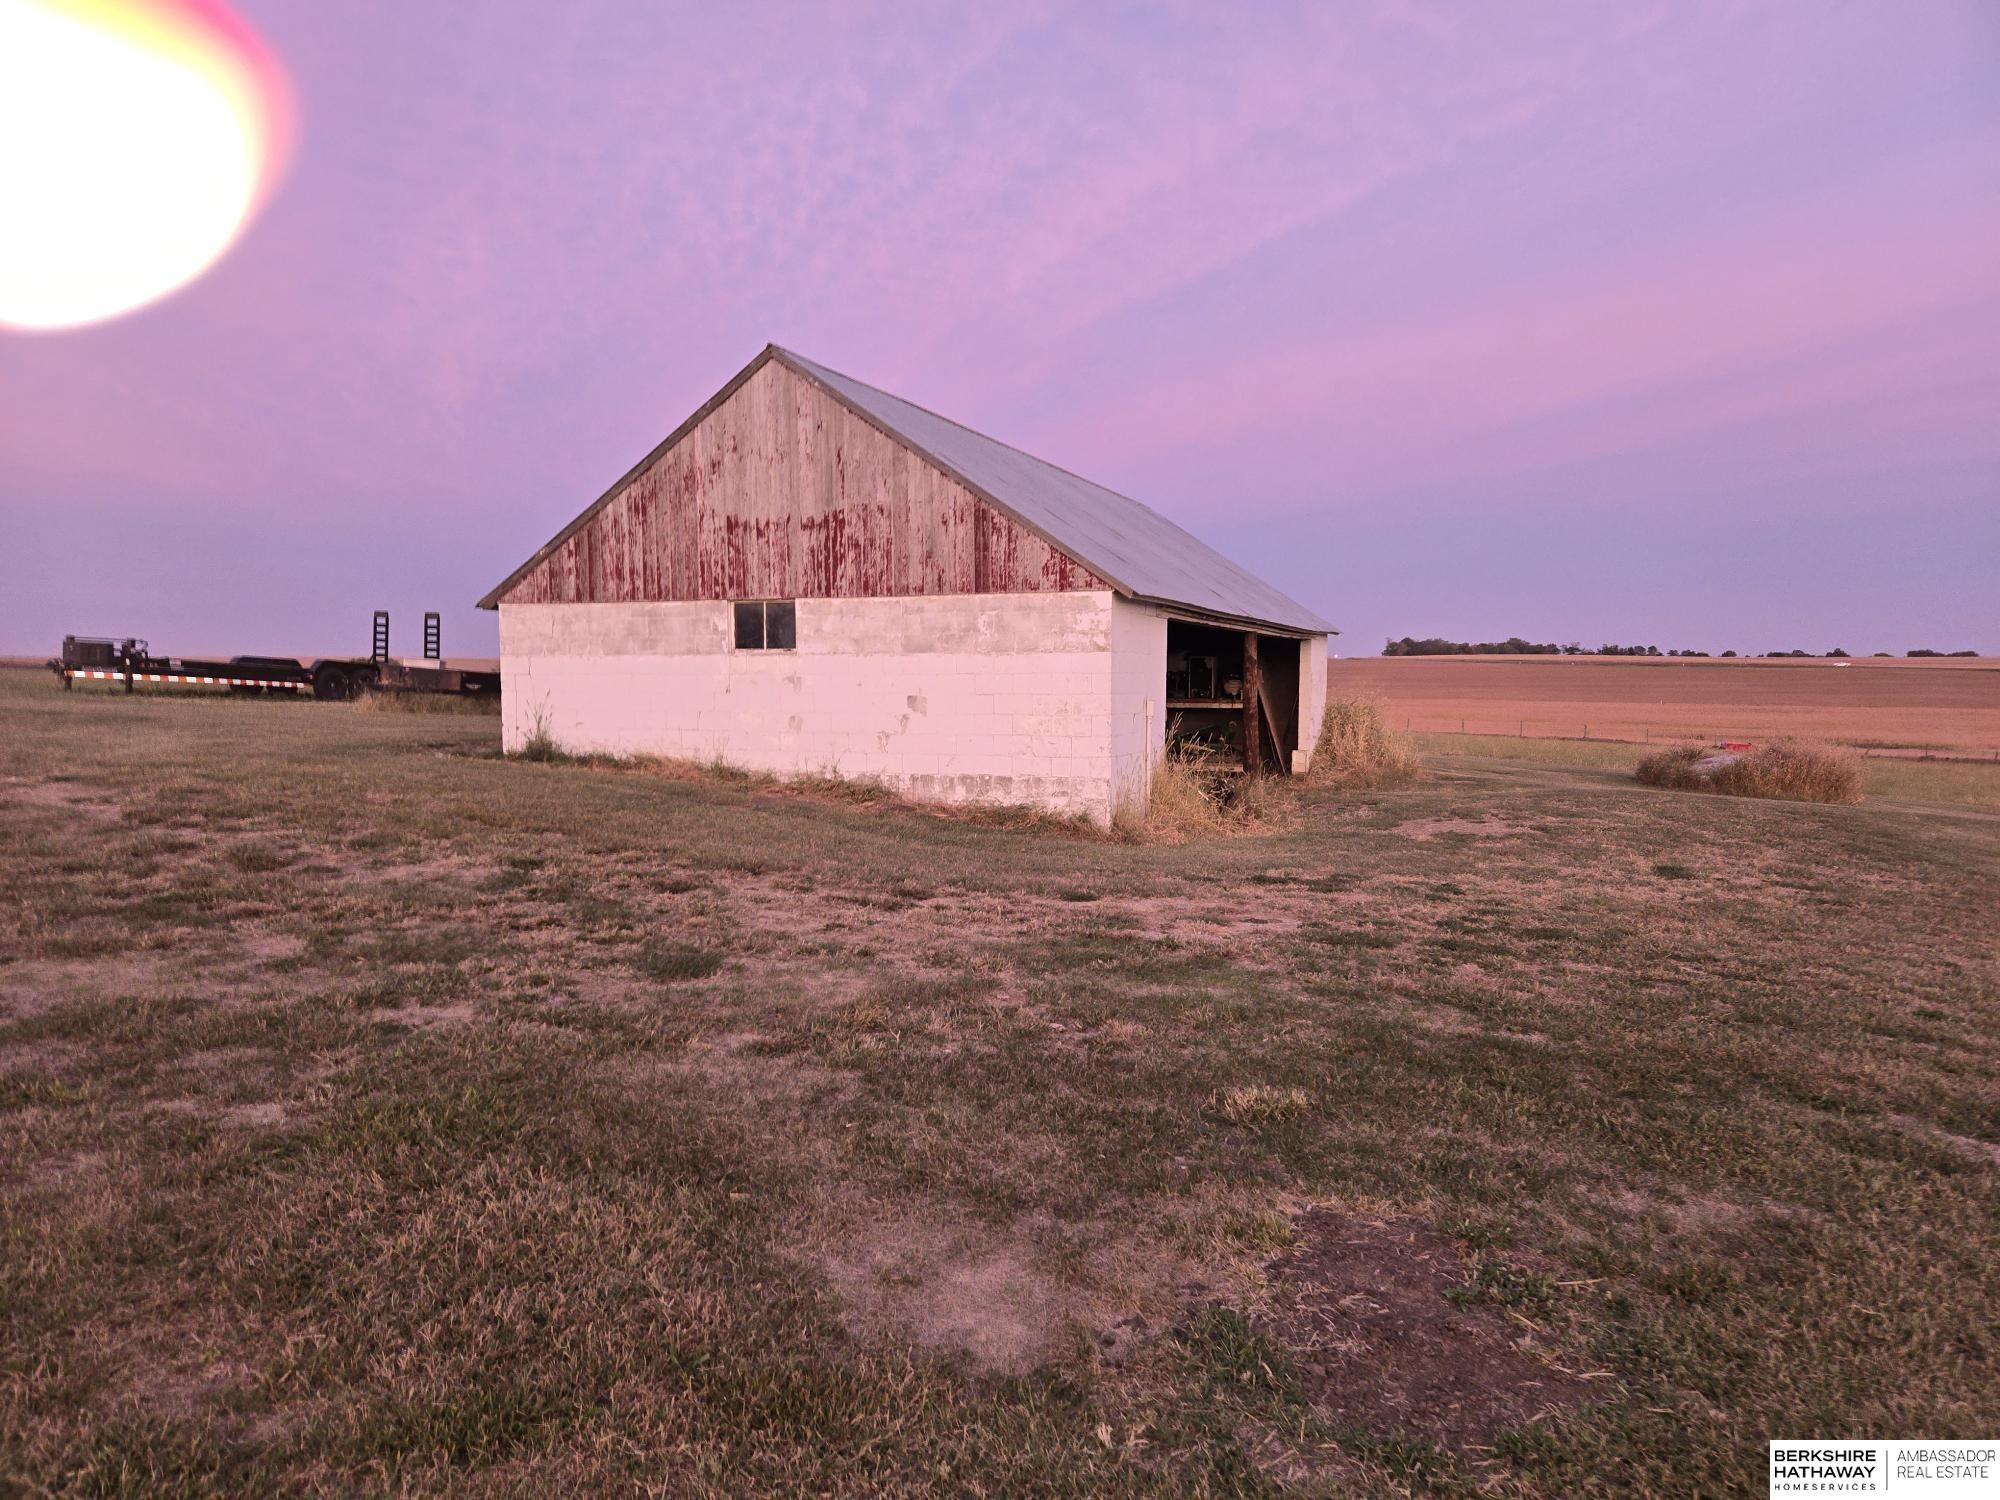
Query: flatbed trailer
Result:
<box><xmin>48</xmin><ymin>611</ymin><xmax>500</xmax><ymax>702</ymax></box>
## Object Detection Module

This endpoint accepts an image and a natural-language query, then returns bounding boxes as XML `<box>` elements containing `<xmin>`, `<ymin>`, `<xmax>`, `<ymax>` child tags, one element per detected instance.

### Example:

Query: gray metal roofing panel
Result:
<box><xmin>777</xmin><ymin>349</ymin><xmax>1334</xmax><ymax>635</ymax></box>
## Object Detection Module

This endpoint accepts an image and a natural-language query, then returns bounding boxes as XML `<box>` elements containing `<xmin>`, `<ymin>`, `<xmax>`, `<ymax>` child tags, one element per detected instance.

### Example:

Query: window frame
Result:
<box><xmin>731</xmin><ymin>599</ymin><xmax>797</xmax><ymax>653</ymax></box>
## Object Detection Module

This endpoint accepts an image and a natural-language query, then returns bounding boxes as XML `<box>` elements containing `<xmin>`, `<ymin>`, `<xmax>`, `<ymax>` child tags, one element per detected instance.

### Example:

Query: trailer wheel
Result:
<box><xmin>313</xmin><ymin>665</ymin><xmax>354</xmax><ymax>701</ymax></box>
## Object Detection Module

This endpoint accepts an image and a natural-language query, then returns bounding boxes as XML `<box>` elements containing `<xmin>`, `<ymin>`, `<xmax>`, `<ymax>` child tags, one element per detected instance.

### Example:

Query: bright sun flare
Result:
<box><xmin>0</xmin><ymin>0</ymin><xmax>289</xmax><ymax>332</ymax></box>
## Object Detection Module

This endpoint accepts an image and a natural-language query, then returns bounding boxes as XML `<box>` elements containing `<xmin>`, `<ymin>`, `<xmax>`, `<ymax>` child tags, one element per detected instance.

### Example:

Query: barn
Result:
<box><xmin>479</xmin><ymin>346</ymin><xmax>1335</xmax><ymax>825</ymax></box>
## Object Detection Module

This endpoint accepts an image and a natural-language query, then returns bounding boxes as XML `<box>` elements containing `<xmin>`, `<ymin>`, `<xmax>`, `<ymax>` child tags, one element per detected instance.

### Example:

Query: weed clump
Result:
<box><xmin>1132</xmin><ymin>753</ymin><xmax>1236</xmax><ymax>842</ymax></box>
<box><xmin>1309</xmin><ymin>698</ymin><xmax>1421</xmax><ymax>788</ymax></box>
<box><xmin>1636</xmin><ymin>741</ymin><xmax>1862</xmax><ymax>804</ymax></box>
<box><xmin>513</xmin><ymin>704</ymin><xmax>575</xmax><ymax>763</ymax></box>
<box><xmin>1634</xmin><ymin>746</ymin><xmax>1708</xmax><ymax>790</ymax></box>
<box><xmin>633</xmin><ymin>941</ymin><xmax>726</xmax><ymax>982</ymax></box>
<box><xmin>1446</xmin><ymin>1259</ymin><xmax>1558</xmax><ymax>1314</ymax></box>
<box><xmin>1127</xmin><ymin>740</ymin><xmax>1303</xmax><ymax>844</ymax></box>
<box><xmin>1212</xmin><ymin>1084</ymin><xmax>1312</xmax><ymax>1127</ymax></box>
<box><xmin>513</xmin><ymin>728</ymin><xmax>571</xmax><ymax>763</ymax></box>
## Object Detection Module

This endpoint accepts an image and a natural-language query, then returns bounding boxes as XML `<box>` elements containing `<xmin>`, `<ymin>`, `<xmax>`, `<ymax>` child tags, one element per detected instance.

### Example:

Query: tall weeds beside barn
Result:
<box><xmin>1307</xmin><ymin>698</ymin><xmax>1422</xmax><ymax>789</ymax></box>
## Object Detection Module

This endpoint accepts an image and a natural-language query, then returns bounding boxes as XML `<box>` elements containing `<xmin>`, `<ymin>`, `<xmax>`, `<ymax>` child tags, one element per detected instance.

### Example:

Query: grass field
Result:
<box><xmin>2</xmin><ymin>671</ymin><xmax>1996</xmax><ymax>1496</ymax></box>
<box><xmin>1330</xmin><ymin>656</ymin><xmax>2000</xmax><ymax>758</ymax></box>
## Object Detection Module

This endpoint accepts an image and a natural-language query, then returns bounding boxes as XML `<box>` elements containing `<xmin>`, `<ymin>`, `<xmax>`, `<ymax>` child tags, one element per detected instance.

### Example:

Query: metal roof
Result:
<box><xmin>773</xmin><ymin>348</ymin><xmax>1334</xmax><ymax>635</ymax></box>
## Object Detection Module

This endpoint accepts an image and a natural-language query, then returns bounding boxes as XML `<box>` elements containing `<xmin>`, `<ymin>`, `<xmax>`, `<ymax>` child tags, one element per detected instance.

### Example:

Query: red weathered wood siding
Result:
<box><xmin>501</xmin><ymin>361</ymin><xmax>1106</xmax><ymax>606</ymax></box>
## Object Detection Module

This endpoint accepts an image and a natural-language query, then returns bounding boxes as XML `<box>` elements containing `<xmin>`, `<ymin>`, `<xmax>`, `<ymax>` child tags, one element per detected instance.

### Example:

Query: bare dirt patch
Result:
<box><xmin>1891</xmin><ymin>1114</ymin><xmax>2000</xmax><ymax>1169</ymax></box>
<box><xmin>0</xmin><ymin>954</ymin><xmax>165</xmax><ymax>1021</ymax></box>
<box><xmin>1112</xmin><ymin>893</ymin><xmax>1310</xmax><ymax>945</ymax></box>
<box><xmin>149</xmin><ymin>1096</ymin><xmax>300</xmax><ymax>1131</ymax></box>
<box><xmin>238</xmin><ymin>929</ymin><xmax>308</xmax><ymax>963</ymax></box>
<box><xmin>1259</xmin><ymin>1209</ymin><xmax>1593</xmax><ymax>1453</ymax></box>
<box><xmin>1392</xmin><ymin>816</ymin><xmax>1525</xmax><ymax>842</ymax></box>
<box><xmin>821</xmin><ymin>1213</ymin><xmax>1066</xmax><ymax>1376</ymax></box>
<box><xmin>649</xmin><ymin>1031</ymin><xmax>862</xmax><ymax>1109</ymax></box>
<box><xmin>1590</xmin><ymin>1185</ymin><xmax>1815</xmax><ymax>1238</ymax></box>
<box><xmin>1934</xmin><ymin>1132</ymin><xmax>2000</xmax><ymax>1169</ymax></box>
<box><xmin>0</xmin><ymin>1038</ymin><xmax>88</xmax><ymax>1074</ymax></box>
<box><xmin>371</xmin><ymin>997</ymin><xmax>480</xmax><ymax>1031</ymax></box>
<box><xmin>0</xmin><ymin>779</ymin><xmax>122</xmax><ymax>820</ymax></box>
<box><xmin>7</xmin><ymin>1148</ymin><xmax>110</xmax><ymax>1192</ymax></box>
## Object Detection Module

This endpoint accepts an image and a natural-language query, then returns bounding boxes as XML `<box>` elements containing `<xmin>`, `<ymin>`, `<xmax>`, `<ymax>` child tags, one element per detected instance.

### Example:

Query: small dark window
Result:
<box><xmin>732</xmin><ymin>600</ymin><xmax>796</xmax><ymax>651</ymax></box>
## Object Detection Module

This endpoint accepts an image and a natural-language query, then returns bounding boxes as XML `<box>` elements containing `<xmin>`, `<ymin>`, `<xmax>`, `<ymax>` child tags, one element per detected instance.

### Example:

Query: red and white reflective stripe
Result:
<box><xmin>68</xmin><ymin>670</ymin><xmax>308</xmax><ymax>690</ymax></box>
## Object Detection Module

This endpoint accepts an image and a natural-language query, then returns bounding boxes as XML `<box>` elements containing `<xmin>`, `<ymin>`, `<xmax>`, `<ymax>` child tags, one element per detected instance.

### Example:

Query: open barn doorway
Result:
<box><xmin>1164</xmin><ymin>620</ymin><xmax>1302</xmax><ymax>775</ymax></box>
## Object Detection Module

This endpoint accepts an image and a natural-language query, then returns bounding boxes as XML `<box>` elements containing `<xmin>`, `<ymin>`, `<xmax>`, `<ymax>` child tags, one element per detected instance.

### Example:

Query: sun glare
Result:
<box><xmin>0</xmin><ymin>0</ymin><xmax>290</xmax><ymax>332</ymax></box>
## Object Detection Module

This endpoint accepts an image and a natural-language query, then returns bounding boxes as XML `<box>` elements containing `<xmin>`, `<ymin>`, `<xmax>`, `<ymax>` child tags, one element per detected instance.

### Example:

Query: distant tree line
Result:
<box><xmin>1383</xmin><ymin>637</ymin><xmax>1982</xmax><ymax>660</ymax></box>
<box><xmin>1381</xmin><ymin>637</ymin><xmax>1710</xmax><ymax>658</ymax></box>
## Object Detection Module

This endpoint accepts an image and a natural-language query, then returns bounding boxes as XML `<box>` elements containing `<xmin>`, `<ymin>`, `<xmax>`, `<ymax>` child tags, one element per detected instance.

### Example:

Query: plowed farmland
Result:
<box><xmin>1328</xmin><ymin>655</ymin><xmax>2000</xmax><ymax>756</ymax></box>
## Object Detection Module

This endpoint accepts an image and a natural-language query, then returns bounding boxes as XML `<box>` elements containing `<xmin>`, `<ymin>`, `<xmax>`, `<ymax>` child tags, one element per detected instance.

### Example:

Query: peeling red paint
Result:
<box><xmin>499</xmin><ymin>360</ymin><xmax>1106</xmax><ymax>607</ymax></box>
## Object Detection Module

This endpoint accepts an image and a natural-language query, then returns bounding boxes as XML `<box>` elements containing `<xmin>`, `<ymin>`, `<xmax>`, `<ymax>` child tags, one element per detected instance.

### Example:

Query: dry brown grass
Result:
<box><xmin>1132</xmin><ymin>696</ymin><xmax>1422</xmax><ymax>842</ymax></box>
<box><xmin>1130</xmin><ymin>755</ymin><xmax>1235</xmax><ymax>842</ymax></box>
<box><xmin>1634</xmin><ymin>745</ymin><xmax>1724</xmax><ymax>791</ymax></box>
<box><xmin>351</xmin><ymin>691</ymin><xmax>500</xmax><ymax>717</ymax></box>
<box><xmin>1306</xmin><ymin>697</ymin><xmax>1421</xmax><ymax>789</ymax></box>
<box><xmin>1211</xmin><ymin>1084</ymin><xmax>1311</xmax><ymax>1127</ymax></box>
<box><xmin>512</xmin><ymin>739</ymin><xmax>1111</xmax><ymax>838</ymax></box>
<box><xmin>1130</xmin><ymin>749</ymin><xmax>1307</xmax><ymax>843</ymax></box>
<box><xmin>3</xmin><ymin>670</ymin><xmax>1997</xmax><ymax>1495</ymax></box>
<box><xmin>1636</xmin><ymin>740</ymin><xmax>1865</xmax><ymax>804</ymax></box>
<box><xmin>1414</xmin><ymin>731</ymin><xmax>2000</xmax><ymax>808</ymax></box>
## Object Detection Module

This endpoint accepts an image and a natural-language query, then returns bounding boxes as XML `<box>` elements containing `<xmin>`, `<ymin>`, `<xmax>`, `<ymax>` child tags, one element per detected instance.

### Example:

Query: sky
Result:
<box><xmin>2</xmin><ymin>0</ymin><xmax>1996</xmax><ymax>659</ymax></box>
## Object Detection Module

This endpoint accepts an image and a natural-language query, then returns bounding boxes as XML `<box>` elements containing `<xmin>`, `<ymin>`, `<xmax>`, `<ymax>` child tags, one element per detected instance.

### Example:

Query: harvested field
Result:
<box><xmin>1</xmin><ymin>671</ymin><xmax>1995</xmax><ymax>1495</ymax></box>
<box><xmin>1329</xmin><ymin>655</ymin><xmax>2000</xmax><ymax>758</ymax></box>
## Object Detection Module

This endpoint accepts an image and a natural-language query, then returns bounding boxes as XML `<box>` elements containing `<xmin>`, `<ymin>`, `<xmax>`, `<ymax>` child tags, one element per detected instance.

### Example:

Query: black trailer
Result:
<box><xmin>48</xmin><ymin>611</ymin><xmax>500</xmax><ymax>702</ymax></box>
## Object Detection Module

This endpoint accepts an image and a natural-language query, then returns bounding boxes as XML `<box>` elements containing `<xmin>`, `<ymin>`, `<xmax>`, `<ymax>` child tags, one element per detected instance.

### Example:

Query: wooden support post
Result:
<box><xmin>1242</xmin><ymin>633</ymin><xmax>1262</xmax><ymax>777</ymax></box>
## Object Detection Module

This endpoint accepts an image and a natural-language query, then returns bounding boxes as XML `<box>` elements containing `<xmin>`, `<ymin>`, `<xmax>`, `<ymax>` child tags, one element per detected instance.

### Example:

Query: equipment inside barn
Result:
<box><xmin>1164</xmin><ymin>619</ymin><xmax>1303</xmax><ymax>774</ymax></box>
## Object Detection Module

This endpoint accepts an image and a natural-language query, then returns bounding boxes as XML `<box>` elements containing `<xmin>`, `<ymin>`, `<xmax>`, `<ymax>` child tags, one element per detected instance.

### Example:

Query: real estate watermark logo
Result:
<box><xmin>1769</xmin><ymin>1442</ymin><xmax>1997</xmax><ymax>1496</ymax></box>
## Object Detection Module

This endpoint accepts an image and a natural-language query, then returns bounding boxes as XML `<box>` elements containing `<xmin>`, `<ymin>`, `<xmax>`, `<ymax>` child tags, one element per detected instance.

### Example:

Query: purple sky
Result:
<box><xmin>4</xmin><ymin>0</ymin><xmax>1996</xmax><ymax>659</ymax></box>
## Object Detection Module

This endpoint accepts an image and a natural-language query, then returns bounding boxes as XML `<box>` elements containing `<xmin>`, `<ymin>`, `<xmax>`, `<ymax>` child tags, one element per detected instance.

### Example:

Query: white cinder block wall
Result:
<box><xmin>501</xmin><ymin>591</ymin><xmax>1172</xmax><ymax>825</ymax></box>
